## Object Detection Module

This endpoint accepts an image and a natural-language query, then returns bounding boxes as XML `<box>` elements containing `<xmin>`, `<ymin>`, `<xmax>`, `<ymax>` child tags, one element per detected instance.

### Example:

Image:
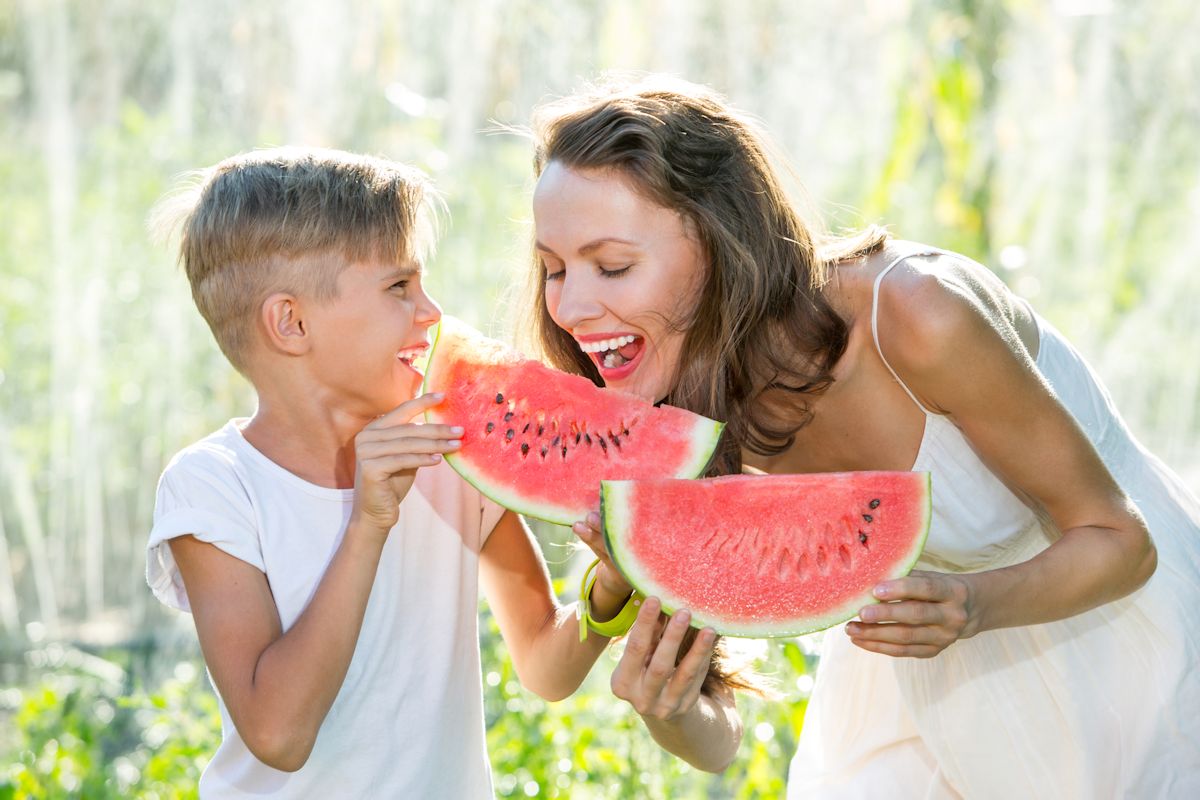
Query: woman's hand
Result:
<box><xmin>610</xmin><ymin>597</ymin><xmax>717</xmax><ymax>721</ymax></box>
<box><xmin>572</xmin><ymin>511</ymin><xmax>633</xmax><ymax>600</ymax></box>
<box><xmin>846</xmin><ymin>570</ymin><xmax>980</xmax><ymax>658</ymax></box>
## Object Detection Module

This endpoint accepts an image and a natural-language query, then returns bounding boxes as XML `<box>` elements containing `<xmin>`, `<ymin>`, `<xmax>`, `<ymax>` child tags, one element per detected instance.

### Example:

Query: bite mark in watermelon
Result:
<box><xmin>602</xmin><ymin>472</ymin><xmax>931</xmax><ymax>637</ymax></box>
<box><xmin>421</xmin><ymin>316</ymin><xmax>725</xmax><ymax>525</ymax></box>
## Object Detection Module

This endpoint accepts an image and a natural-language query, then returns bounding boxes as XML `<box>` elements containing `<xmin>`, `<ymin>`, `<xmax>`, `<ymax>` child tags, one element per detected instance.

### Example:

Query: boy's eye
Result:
<box><xmin>390</xmin><ymin>280</ymin><xmax>409</xmax><ymax>290</ymax></box>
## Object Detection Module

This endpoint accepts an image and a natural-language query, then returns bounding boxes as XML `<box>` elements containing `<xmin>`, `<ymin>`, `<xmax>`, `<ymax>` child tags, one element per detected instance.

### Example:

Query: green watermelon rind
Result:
<box><xmin>420</xmin><ymin>318</ymin><xmax>726</xmax><ymax>526</ymax></box>
<box><xmin>601</xmin><ymin>474</ymin><xmax>933</xmax><ymax>638</ymax></box>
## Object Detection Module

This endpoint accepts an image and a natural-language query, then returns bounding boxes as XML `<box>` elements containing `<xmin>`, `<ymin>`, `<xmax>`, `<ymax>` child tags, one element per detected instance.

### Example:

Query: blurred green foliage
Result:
<box><xmin>0</xmin><ymin>612</ymin><xmax>816</xmax><ymax>799</ymax></box>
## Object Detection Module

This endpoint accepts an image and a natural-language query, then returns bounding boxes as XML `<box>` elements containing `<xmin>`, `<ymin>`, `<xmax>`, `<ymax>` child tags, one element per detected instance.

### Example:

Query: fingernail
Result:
<box><xmin>448</xmin><ymin>440</ymin><xmax>462</xmax><ymax>447</ymax></box>
<box><xmin>431</xmin><ymin>453</ymin><xmax>442</xmax><ymax>461</ymax></box>
<box><xmin>451</xmin><ymin>426</ymin><xmax>464</xmax><ymax>435</ymax></box>
<box><xmin>860</xmin><ymin>608</ymin><xmax>875</xmax><ymax>622</ymax></box>
<box><xmin>433</xmin><ymin>392</ymin><xmax>445</xmax><ymax>399</ymax></box>
<box><xmin>873</xmin><ymin>584</ymin><xmax>889</xmax><ymax>599</ymax></box>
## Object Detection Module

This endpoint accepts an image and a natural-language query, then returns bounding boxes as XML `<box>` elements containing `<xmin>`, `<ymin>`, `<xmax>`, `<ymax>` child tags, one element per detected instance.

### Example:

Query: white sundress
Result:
<box><xmin>786</xmin><ymin>252</ymin><xmax>1200</xmax><ymax>799</ymax></box>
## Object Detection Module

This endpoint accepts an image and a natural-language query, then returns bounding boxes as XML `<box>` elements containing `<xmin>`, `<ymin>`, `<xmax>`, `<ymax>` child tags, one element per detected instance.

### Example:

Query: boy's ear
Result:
<box><xmin>261</xmin><ymin>293</ymin><xmax>310</xmax><ymax>355</ymax></box>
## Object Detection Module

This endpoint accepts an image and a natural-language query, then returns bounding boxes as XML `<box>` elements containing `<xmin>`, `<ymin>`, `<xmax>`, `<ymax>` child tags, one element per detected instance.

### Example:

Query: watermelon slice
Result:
<box><xmin>421</xmin><ymin>316</ymin><xmax>724</xmax><ymax>525</ymax></box>
<box><xmin>602</xmin><ymin>472</ymin><xmax>931</xmax><ymax>637</ymax></box>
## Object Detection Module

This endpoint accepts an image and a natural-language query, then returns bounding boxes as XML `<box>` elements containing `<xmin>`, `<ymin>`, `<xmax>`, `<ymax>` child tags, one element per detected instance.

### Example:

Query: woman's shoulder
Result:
<box><xmin>834</xmin><ymin>242</ymin><xmax>1036</xmax><ymax>369</ymax></box>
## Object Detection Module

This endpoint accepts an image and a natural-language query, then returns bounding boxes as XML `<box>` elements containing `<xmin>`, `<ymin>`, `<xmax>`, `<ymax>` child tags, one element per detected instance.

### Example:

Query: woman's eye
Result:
<box><xmin>599</xmin><ymin>264</ymin><xmax>632</xmax><ymax>278</ymax></box>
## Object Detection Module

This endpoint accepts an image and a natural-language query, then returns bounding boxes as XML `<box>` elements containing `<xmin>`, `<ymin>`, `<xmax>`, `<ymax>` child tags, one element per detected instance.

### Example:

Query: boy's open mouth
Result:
<box><xmin>578</xmin><ymin>334</ymin><xmax>644</xmax><ymax>371</ymax></box>
<box><xmin>397</xmin><ymin>344</ymin><xmax>430</xmax><ymax>376</ymax></box>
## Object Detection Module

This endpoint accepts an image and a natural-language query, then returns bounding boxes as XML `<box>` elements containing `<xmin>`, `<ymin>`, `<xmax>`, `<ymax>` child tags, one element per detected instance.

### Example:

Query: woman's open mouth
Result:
<box><xmin>578</xmin><ymin>334</ymin><xmax>644</xmax><ymax>380</ymax></box>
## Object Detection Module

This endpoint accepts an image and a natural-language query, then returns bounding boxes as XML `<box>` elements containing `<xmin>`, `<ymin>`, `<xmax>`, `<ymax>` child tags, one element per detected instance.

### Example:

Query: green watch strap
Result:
<box><xmin>578</xmin><ymin>557</ymin><xmax>644</xmax><ymax>642</ymax></box>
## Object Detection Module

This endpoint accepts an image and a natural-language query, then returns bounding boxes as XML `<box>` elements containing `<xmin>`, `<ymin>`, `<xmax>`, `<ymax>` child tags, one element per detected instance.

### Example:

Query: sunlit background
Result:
<box><xmin>2</xmin><ymin>0</ymin><xmax>1198</xmax><ymax>797</ymax></box>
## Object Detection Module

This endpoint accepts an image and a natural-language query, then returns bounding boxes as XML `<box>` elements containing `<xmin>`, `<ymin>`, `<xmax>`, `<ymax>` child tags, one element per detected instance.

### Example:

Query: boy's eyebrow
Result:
<box><xmin>535</xmin><ymin>237</ymin><xmax>637</xmax><ymax>257</ymax></box>
<box><xmin>381</xmin><ymin>264</ymin><xmax>422</xmax><ymax>281</ymax></box>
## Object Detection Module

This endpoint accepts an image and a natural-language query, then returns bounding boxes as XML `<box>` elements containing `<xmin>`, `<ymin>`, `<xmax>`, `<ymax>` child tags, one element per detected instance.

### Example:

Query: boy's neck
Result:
<box><xmin>241</xmin><ymin>391</ymin><xmax>370</xmax><ymax>490</ymax></box>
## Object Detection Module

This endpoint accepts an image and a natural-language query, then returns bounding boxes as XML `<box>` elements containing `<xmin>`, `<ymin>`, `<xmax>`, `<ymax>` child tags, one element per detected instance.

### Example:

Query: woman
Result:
<box><xmin>524</xmin><ymin>76</ymin><xmax>1200</xmax><ymax>797</ymax></box>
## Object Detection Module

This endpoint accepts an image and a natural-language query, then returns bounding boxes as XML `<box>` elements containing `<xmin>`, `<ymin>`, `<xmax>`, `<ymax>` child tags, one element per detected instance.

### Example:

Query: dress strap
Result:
<box><xmin>870</xmin><ymin>252</ymin><xmax>938</xmax><ymax>414</ymax></box>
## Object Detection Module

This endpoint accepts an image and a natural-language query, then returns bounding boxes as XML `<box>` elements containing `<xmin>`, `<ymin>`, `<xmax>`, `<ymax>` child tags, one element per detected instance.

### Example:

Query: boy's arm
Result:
<box><xmin>479</xmin><ymin>511</ymin><xmax>629</xmax><ymax>701</ymax></box>
<box><xmin>169</xmin><ymin>394</ymin><xmax>459</xmax><ymax>772</ymax></box>
<box><xmin>170</xmin><ymin>522</ymin><xmax>388</xmax><ymax>772</ymax></box>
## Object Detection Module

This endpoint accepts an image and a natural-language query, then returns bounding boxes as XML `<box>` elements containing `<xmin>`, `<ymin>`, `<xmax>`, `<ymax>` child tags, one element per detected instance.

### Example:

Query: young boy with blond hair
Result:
<box><xmin>146</xmin><ymin>147</ymin><xmax>631</xmax><ymax>797</ymax></box>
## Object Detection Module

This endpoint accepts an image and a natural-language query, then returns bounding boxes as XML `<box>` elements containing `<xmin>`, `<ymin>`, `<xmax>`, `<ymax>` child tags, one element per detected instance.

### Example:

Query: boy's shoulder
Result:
<box><xmin>162</xmin><ymin>419</ymin><xmax>251</xmax><ymax>480</ymax></box>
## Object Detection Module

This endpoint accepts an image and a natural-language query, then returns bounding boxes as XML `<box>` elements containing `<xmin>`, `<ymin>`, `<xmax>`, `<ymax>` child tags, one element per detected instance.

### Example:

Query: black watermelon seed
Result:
<box><xmin>495</xmin><ymin>393</ymin><xmax>504</xmax><ymax>404</ymax></box>
<box><xmin>585</xmin><ymin>433</ymin><xmax>592</xmax><ymax>445</ymax></box>
<box><xmin>575</xmin><ymin>433</ymin><xmax>581</xmax><ymax>445</ymax></box>
<box><xmin>869</xmin><ymin>499</ymin><xmax>881</xmax><ymax>509</ymax></box>
<box><xmin>598</xmin><ymin>438</ymin><xmax>607</xmax><ymax>453</ymax></box>
<box><xmin>561</xmin><ymin>445</ymin><xmax>567</xmax><ymax>458</ymax></box>
<box><xmin>485</xmin><ymin>422</ymin><xmax>495</xmax><ymax>434</ymax></box>
<box><xmin>551</xmin><ymin>435</ymin><xmax>560</xmax><ymax>447</ymax></box>
<box><xmin>610</xmin><ymin>434</ymin><xmax>621</xmax><ymax>449</ymax></box>
<box><xmin>622</xmin><ymin>427</ymin><xmax>630</xmax><ymax>437</ymax></box>
<box><xmin>540</xmin><ymin>446</ymin><xmax>548</xmax><ymax>458</ymax></box>
<box><xmin>862</xmin><ymin>514</ymin><xmax>873</xmax><ymax>523</ymax></box>
<box><xmin>537</xmin><ymin>425</ymin><xmax>545</xmax><ymax>436</ymax></box>
<box><xmin>504</xmin><ymin>411</ymin><xmax>514</xmax><ymax>422</ymax></box>
<box><xmin>858</xmin><ymin>532</ymin><xmax>869</xmax><ymax>545</ymax></box>
<box><xmin>522</xmin><ymin>423</ymin><xmax>530</xmax><ymax>434</ymax></box>
<box><xmin>505</xmin><ymin>429</ymin><xmax>514</xmax><ymax>442</ymax></box>
<box><xmin>520</xmin><ymin>443</ymin><xmax>529</xmax><ymax>456</ymax></box>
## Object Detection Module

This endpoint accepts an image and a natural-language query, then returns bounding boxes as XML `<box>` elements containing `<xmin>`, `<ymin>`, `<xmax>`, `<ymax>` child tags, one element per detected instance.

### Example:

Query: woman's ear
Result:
<box><xmin>261</xmin><ymin>292</ymin><xmax>310</xmax><ymax>355</ymax></box>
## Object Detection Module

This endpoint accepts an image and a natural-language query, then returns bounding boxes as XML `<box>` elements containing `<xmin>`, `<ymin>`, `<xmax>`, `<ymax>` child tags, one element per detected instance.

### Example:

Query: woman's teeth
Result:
<box><xmin>579</xmin><ymin>335</ymin><xmax>638</xmax><ymax>369</ymax></box>
<box><xmin>579</xmin><ymin>335</ymin><xmax>637</xmax><ymax>354</ymax></box>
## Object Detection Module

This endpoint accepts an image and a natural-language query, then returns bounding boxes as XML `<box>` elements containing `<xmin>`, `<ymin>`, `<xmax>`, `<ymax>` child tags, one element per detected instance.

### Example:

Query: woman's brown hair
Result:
<box><xmin>525</xmin><ymin>75</ymin><xmax>889</xmax><ymax>695</ymax></box>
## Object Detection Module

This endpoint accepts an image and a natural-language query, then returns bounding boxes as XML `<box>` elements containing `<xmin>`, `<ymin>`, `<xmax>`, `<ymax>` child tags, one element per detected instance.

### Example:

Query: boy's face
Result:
<box><xmin>305</xmin><ymin>259</ymin><xmax>441</xmax><ymax>417</ymax></box>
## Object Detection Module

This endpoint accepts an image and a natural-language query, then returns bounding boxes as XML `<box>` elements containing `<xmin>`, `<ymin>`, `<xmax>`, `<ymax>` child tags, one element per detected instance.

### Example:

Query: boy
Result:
<box><xmin>145</xmin><ymin>147</ymin><xmax>631</xmax><ymax>797</ymax></box>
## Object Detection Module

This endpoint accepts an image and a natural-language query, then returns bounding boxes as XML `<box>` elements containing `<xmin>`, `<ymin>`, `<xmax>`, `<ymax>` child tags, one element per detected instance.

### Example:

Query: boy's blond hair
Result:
<box><xmin>153</xmin><ymin>147</ymin><xmax>440</xmax><ymax>372</ymax></box>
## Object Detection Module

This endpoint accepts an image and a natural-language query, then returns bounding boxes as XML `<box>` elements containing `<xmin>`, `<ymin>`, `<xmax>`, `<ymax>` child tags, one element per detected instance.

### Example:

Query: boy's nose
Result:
<box><xmin>416</xmin><ymin>287</ymin><xmax>442</xmax><ymax>327</ymax></box>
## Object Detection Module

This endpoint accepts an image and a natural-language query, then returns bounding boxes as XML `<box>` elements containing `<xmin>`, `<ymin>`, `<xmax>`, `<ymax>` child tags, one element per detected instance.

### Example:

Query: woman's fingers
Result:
<box><xmin>642</xmin><ymin>610</ymin><xmax>691</xmax><ymax>692</ymax></box>
<box><xmin>610</xmin><ymin>600</ymin><xmax>716</xmax><ymax>720</ymax></box>
<box><xmin>670</xmin><ymin>627</ymin><xmax>717</xmax><ymax>706</ymax></box>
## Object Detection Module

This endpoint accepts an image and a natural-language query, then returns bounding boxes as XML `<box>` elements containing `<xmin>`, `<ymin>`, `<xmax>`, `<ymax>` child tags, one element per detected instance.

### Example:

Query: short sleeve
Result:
<box><xmin>146</xmin><ymin>449</ymin><xmax>266</xmax><ymax>613</ymax></box>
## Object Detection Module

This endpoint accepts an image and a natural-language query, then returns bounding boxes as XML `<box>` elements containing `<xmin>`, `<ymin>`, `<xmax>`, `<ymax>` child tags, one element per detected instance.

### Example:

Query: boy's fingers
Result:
<box><xmin>360</xmin><ymin>422</ymin><xmax>464</xmax><ymax>443</ymax></box>
<box><xmin>357</xmin><ymin>438</ymin><xmax>462</xmax><ymax>459</ymax></box>
<box><xmin>358</xmin><ymin>453</ymin><xmax>443</xmax><ymax>478</ymax></box>
<box><xmin>365</xmin><ymin>393</ymin><xmax>446</xmax><ymax>429</ymax></box>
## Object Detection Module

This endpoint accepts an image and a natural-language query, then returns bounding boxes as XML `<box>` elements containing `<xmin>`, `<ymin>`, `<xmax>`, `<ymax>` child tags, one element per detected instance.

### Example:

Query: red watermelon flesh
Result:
<box><xmin>602</xmin><ymin>472</ymin><xmax>931</xmax><ymax>637</ymax></box>
<box><xmin>422</xmin><ymin>316</ymin><xmax>724</xmax><ymax>525</ymax></box>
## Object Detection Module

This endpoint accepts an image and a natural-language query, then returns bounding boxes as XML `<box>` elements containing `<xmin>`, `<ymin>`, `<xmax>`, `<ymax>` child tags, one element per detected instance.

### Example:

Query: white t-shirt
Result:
<box><xmin>146</xmin><ymin>419</ymin><xmax>505</xmax><ymax>799</ymax></box>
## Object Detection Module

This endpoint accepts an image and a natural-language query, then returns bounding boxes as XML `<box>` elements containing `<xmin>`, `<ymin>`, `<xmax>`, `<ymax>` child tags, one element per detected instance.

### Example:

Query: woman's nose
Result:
<box><xmin>551</xmin><ymin>270</ymin><xmax>604</xmax><ymax>330</ymax></box>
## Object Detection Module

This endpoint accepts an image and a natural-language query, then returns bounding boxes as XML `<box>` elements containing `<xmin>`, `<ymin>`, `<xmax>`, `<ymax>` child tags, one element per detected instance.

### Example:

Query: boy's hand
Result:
<box><xmin>351</xmin><ymin>393</ymin><xmax>462</xmax><ymax>533</ymax></box>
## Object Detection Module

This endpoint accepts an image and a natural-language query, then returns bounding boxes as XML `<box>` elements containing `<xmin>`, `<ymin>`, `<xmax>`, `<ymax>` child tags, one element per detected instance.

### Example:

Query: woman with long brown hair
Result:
<box><xmin>523</xmin><ymin>75</ymin><xmax>1200</xmax><ymax>796</ymax></box>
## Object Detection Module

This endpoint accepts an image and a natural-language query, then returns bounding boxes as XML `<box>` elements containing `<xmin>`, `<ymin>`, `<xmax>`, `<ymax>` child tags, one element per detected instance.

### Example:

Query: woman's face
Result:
<box><xmin>533</xmin><ymin>162</ymin><xmax>705</xmax><ymax>402</ymax></box>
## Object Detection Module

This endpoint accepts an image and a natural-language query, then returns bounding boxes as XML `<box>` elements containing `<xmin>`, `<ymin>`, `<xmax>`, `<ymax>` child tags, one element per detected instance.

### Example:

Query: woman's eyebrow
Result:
<box><xmin>535</xmin><ymin>237</ymin><xmax>637</xmax><ymax>256</ymax></box>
